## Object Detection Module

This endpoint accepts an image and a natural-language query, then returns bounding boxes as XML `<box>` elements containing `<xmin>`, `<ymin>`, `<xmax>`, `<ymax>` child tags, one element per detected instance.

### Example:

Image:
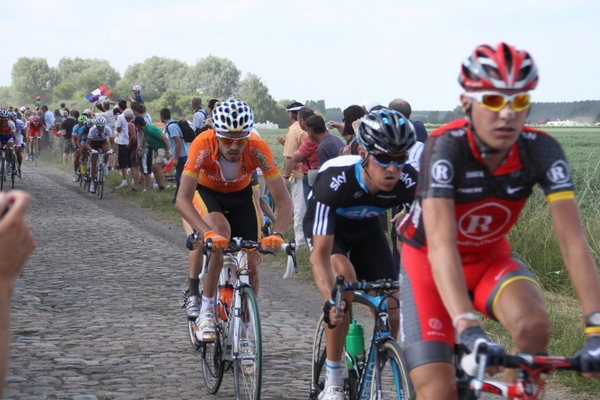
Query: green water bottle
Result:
<box><xmin>346</xmin><ymin>319</ymin><xmax>365</xmax><ymax>371</ymax></box>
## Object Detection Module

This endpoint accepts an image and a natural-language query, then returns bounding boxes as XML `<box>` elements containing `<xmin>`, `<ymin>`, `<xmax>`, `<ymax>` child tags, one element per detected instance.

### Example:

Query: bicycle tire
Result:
<box><xmin>98</xmin><ymin>171</ymin><xmax>104</xmax><ymax>199</ymax></box>
<box><xmin>11</xmin><ymin>156</ymin><xmax>16</xmax><ymax>189</ymax></box>
<box><xmin>233</xmin><ymin>285</ymin><xmax>262</xmax><ymax>400</ymax></box>
<box><xmin>34</xmin><ymin>148</ymin><xmax>37</xmax><ymax>167</ymax></box>
<box><xmin>200</xmin><ymin>286</ymin><xmax>225</xmax><ymax>394</ymax></box>
<box><xmin>0</xmin><ymin>157</ymin><xmax>5</xmax><ymax>191</ymax></box>
<box><xmin>96</xmin><ymin>164</ymin><xmax>103</xmax><ymax>198</ymax></box>
<box><xmin>374</xmin><ymin>339</ymin><xmax>415</xmax><ymax>400</ymax></box>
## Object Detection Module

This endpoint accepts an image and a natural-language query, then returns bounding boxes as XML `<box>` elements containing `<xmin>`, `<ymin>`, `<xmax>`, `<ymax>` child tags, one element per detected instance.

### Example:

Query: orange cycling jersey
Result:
<box><xmin>183</xmin><ymin>129</ymin><xmax>281</xmax><ymax>193</ymax></box>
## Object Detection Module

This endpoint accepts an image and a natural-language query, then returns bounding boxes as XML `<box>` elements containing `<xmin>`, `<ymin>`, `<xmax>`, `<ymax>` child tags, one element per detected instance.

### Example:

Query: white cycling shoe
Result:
<box><xmin>195</xmin><ymin>310</ymin><xmax>217</xmax><ymax>343</ymax></box>
<box><xmin>319</xmin><ymin>384</ymin><xmax>346</xmax><ymax>400</ymax></box>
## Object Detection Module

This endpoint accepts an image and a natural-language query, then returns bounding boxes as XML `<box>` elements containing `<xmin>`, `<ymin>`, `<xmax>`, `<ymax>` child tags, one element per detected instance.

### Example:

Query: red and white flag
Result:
<box><xmin>85</xmin><ymin>84</ymin><xmax>114</xmax><ymax>103</ymax></box>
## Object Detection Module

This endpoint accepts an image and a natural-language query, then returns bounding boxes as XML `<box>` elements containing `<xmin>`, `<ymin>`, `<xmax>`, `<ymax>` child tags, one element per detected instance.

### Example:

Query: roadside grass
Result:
<box><xmin>38</xmin><ymin>127</ymin><xmax>600</xmax><ymax>396</ymax></box>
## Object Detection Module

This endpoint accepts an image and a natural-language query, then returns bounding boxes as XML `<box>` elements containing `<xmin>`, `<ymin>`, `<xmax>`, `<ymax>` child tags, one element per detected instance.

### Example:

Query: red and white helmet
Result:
<box><xmin>459</xmin><ymin>42</ymin><xmax>538</xmax><ymax>91</ymax></box>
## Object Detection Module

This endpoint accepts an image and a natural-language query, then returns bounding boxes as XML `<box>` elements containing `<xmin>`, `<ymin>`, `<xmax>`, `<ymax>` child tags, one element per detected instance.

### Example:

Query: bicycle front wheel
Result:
<box><xmin>374</xmin><ymin>339</ymin><xmax>415</xmax><ymax>400</ymax></box>
<box><xmin>97</xmin><ymin>166</ymin><xmax>104</xmax><ymax>198</ymax></box>
<box><xmin>11</xmin><ymin>157</ymin><xmax>16</xmax><ymax>188</ymax></box>
<box><xmin>0</xmin><ymin>157</ymin><xmax>5</xmax><ymax>191</ymax></box>
<box><xmin>233</xmin><ymin>285</ymin><xmax>262</xmax><ymax>400</ymax></box>
<box><xmin>200</xmin><ymin>321</ymin><xmax>225</xmax><ymax>394</ymax></box>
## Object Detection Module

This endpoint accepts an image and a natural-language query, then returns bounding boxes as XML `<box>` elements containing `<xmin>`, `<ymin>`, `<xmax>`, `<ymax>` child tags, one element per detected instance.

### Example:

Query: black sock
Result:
<box><xmin>189</xmin><ymin>278</ymin><xmax>200</xmax><ymax>297</ymax></box>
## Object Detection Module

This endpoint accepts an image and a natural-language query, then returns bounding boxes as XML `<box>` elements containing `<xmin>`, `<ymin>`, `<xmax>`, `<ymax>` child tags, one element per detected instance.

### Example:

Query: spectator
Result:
<box><xmin>129</xmin><ymin>85</ymin><xmax>144</xmax><ymax>104</ymax></box>
<box><xmin>127</xmin><ymin>115</ymin><xmax>141</xmax><ymax>192</ymax></box>
<box><xmin>329</xmin><ymin>105</ymin><xmax>366</xmax><ymax>155</ymax></box>
<box><xmin>283</xmin><ymin>101</ymin><xmax>308</xmax><ymax>248</ymax></box>
<box><xmin>0</xmin><ymin>191</ymin><xmax>36</xmax><ymax>399</ymax></box>
<box><xmin>34</xmin><ymin>96</ymin><xmax>43</xmax><ymax>108</ymax></box>
<box><xmin>190</xmin><ymin>96</ymin><xmax>208</xmax><ymax>134</ymax></box>
<box><xmin>114</xmin><ymin>109</ymin><xmax>135</xmax><ymax>189</ymax></box>
<box><xmin>389</xmin><ymin>98</ymin><xmax>428</xmax><ymax>143</ymax></box>
<box><xmin>41</xmin><ymin>105</ymin><xmax>55</xmax><ymax>152</ymax></box>
<box><xmin>306</xmin><ymin>115</ymin><xmax>345</xmax><ymax>165</ymax></box>
<box><xmin>160</xmin><ymin>108</ymin><xmax>189</xmax><ymax>202</ymax></box>
<box><xmin>202</xmin><ymin>98</ymin><xmax>219</xmax><ymax>129</ymax></box>
<box><xmin>133</xmin><ymin>116</ymin><xmax>170</xmax><ymax>191</ymax></box>
<box><xmin>61</xmin><ymin>110</ymin><xmax>77</xmax><ymax>168</ymax></box>
<box><xmin>292</xmin><ymin>107</ymin><xmax>318</xmax><ymax>202</ymax></box>
<box><xmin>54</xmin><ymin>110</ymin><xmax>64</xmax><ymax>156</ymax></box>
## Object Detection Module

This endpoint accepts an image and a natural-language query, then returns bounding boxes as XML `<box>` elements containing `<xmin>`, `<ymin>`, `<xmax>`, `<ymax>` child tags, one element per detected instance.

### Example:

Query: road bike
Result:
<box><xmin>181</xmin><ymin>236</ymin><xmax>297</xmax><ymax>400</ymax></box>
<box><xmin>310</xmin><ymin>276</ymin><xmax>414</xmax><ymax>400</ymax></box>
<box><xmin>91</xmin><ymin>148</ymin><xmax>112</xmax><ymax>199</ymax></box>
<box><xmin>0</xmin><ymin>145</ymin><xmax>20</xmax><ymax>190</ymax></box>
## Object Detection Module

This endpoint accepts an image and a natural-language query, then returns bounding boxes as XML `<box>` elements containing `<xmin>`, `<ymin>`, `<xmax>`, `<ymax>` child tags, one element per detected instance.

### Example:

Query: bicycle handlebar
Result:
<box><xmin>460</xmin><ymin>339</ymin><xmax>581</xmax><ymax>397</ymax></box>
<box><xmin>331</xmin><ymin>274</ymin><xmax>400</xmax><ymax>316</ymax></box>
<box><xmin>197</xmin><ymin>236</ymin><xmax>298</xmax><ymax>280</ymax></box>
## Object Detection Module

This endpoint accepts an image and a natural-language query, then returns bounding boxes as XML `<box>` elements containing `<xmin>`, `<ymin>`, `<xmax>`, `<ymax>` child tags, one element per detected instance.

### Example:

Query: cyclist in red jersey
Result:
<box><xmin>398</xmin><ymin>43</ymin><xmax>600</xmax><ymax>400</ymax></box>
<box><xmin>27</xmin><ymin>117</ymin><xmax>43</xmax><ymax>159</ymax></box>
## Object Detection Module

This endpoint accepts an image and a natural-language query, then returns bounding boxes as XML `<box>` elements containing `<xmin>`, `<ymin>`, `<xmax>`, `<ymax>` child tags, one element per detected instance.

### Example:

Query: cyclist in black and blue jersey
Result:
<box><xmin>303</xmin><ymin>109</ymin><xmax>423</xmax><ymax>400</ymax></box>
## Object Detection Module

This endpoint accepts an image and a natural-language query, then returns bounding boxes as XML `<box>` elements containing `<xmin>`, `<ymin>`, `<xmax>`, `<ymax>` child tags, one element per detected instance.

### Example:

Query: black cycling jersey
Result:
<box><xmin>304</xmin><ymin>143</ymin><xmax>423</xmax><ymax>237</ymax></box>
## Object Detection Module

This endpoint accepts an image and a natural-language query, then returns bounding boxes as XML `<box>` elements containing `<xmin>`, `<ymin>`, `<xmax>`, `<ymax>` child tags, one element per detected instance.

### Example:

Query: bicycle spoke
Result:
<box><xmin>375</xmin><ymin>340</ymin><xmax>414</xmax><ymax>400</ymax></box>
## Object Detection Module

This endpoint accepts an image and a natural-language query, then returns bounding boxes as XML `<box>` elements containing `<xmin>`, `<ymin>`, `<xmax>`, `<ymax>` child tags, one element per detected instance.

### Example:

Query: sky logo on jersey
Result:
<box><xmin>336</xmin><ymin>205</ymin><xmax>387</xmax><ymax>219</ymax></box>
<box><xmin>330</xmin><ymin>171</ymin><xmax>346</xmax><ymax>191</ymax></box>
<box><xmin>400</xmin><ymin>171</ymin><xmax>417</xmax><ymax>189</ymax></box>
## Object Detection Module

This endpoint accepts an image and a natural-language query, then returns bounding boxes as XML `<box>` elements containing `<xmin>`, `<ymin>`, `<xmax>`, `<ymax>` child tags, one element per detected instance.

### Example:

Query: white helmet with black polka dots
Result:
<box><xmin>212</xmin><ymin>99</ymin><xmax>254</xmax><ymax>133</ymax></box>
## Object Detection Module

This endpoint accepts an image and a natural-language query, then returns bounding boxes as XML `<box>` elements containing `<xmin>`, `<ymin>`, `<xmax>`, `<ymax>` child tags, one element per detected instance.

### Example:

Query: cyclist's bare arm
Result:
<box><xmin>422</xmin><ymin>197</ymin><xmax>479</xmax><ymax>332</ymax></box>
<box><xmin>263</xmin><ymin>175</ymin><xmax>293</xmax><ymax>234</ymax></box>
<box><xmin>175</xmin><ymin>174</ymin><xmax>213</xmax><ymax>236</ymax></box>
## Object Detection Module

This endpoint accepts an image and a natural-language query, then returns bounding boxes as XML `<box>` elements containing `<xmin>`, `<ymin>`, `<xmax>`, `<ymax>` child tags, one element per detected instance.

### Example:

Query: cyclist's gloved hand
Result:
<box><xmin>460</xmin><ymin>326</ymin><xmax>506</xmax><ymax>367</ymax></box>
<box><xmin>204</xmin><ymin>230</ymin><xmax>228</xmax><ymax>250</ymax></box>
<box><xmin>186</xmin><ymin>231</ymin><xmax>200</xmax><ymax>251</ymax></box>
<box><xmin>261</xmin><ymin>234</ymin><xmax>284</xmax><ymax>250</ymax></box>
<box><xmin>576</xmin><ymin>336</ymin><xmax>600</xmax><ymax>373</ymax></box>
<box><xmin>323</xmin><ymin>299</ymin><xmax>348</xmax><ymax>329</ymax></box>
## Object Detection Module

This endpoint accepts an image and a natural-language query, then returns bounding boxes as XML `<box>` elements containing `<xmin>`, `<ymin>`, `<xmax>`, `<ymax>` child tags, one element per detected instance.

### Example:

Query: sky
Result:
<box><xmin>1</xmin><ymin>0</ymin><xmax>599</xmax><ymax>111</ymax></box>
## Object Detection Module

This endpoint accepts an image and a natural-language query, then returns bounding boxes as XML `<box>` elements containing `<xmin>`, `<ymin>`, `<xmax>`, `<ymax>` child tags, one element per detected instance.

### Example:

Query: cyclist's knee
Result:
<box><xmin>410</xmin><ymin>362</ymin><xmax>456</xmax><ymax>400</ymax></box>
<box><xmin>510</xmin><ymin>313</ymin><xmax>550</xmax><ymax>351</ymax></box>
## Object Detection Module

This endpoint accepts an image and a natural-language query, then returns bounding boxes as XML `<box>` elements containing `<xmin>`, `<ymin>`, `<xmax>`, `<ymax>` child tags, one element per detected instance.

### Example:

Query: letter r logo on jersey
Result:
<box><xmin>465</xmin><ymin>215</ymin><xmax>493</xmax><ymax>233</ymax></box>
<box><xmin>546</xmin><ymin>160</ymin><xmax>571</xmax><ymax>184</ymax></box>
<box><xmin>431</xmin><ymin>160</ymin><xmax>453</xmax><ymax>184</ymax></box>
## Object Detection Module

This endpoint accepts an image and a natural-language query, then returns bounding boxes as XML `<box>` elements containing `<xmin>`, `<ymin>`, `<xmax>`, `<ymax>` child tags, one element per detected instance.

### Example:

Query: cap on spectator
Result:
<box><xmin>133</xmin><ymin>116</ymin><xmax>146</xmax><ymax>125</ymax></box>
<box><xmin>117</xmin><ymin>98</ymin><xmax>124</xmax><ymax>102</ymax></box>
<box><xmin>36</xmin><ymin>96</ymin><xmax>41</xmax><ymax>101</ymax></box>
<box><xmin>364</xmin><ymin>100</ymin><xmax>382</xmax><ymax>112</ymax></box>
<box><xmin>285</xmin><ymin>101</ymin><xmax>304</xmax><ymax>112</ymax></box>
<box><xmin>83</xmin><ymin>109</ymin><xmax>92</xmax><ymax>116</ymax></box>
<box><xmin>20</xmin><ymin>107</ymin><xmax>26</xmax><ymax>112</ymax></box>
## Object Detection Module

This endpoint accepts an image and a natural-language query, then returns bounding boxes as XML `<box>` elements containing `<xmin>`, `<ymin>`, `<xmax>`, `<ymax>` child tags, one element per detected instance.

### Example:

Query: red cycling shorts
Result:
<box><xmin>399</xmin><ymin>237</ymin><xmax>540</xmax><ymax>370</ymax></box>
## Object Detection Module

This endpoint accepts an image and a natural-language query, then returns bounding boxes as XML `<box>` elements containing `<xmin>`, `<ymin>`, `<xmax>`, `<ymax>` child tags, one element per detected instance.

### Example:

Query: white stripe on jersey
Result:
<box><xmin>318</xmin><ymin>154</ymin><xmax>360</xmax><ymax>173</ymax></box>
<box><xmin>313</xmin><ymin>201</ymin><xmax>330</xmax><ymax>236</ymax></box>
<box><xmin>407</xmin><ymin>141</ymin><xmax>424</xmax><ymax>172</ymax></box>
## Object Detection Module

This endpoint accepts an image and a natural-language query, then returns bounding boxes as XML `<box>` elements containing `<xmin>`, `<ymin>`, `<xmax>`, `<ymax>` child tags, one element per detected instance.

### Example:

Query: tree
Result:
<box><xmin>11</xmin><ymin>57</ymin><xmax>55</xmax><ymax>104</ymax></box>
<box><xmin>238</xmin><ymin>73</ymin><xmax>279</xmax><ymax>124</ymax></box>
<box><xmin>305</xmin><ymin>100</ymin><xmax>326</xmax><ymax>113</ymax></box>
<box><xmin>51</xmin><ymin>57</ymin><xmax>121</xmax><ymax>102</ymax></box>
<box><xmin>0</xmin><ymin>86</ymin><xmax>15</xmax><ymax>107</ymax></box>
<box><xmin>153</xmin><ymin>91</ymin><xmax>193</xmax><ymax>119</ymax></box>
<box><xmin>595</xmin><ymin>110</ymin><xmax>600</xmax><ymax>124</ymax></box>
<box><xmin>188</xmin><ymin>56</ymin><xmax>240</xmax><ymax>98</ymax></box>
<box><xmin>121</xmin><ymin>56</ymin><xmax>189</xmax><ymax>102</ymax></box>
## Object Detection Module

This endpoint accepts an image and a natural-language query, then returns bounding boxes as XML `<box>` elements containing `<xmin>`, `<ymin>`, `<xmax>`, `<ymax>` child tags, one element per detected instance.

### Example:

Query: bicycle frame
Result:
<box><xmin>350</xmin><ymin>291</ymin><xmax>394</xmax><ymax>399</ymax></box>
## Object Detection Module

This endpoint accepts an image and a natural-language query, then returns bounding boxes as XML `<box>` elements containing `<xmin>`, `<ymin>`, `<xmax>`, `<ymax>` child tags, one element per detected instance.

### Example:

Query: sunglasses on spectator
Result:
<box><xmin>215</xmin><ymin>132</ymin><xmax>251</xmax><ymax>145</ymax></box>
<box><xmin>464</xmin><ymin>91</ymin><xmax>531</xmax><ymax>113</ymax></box>
<box><xmin>369</xmin><ymin>152</ymin><xmax>407</xmax><ymax>168</ymax></box>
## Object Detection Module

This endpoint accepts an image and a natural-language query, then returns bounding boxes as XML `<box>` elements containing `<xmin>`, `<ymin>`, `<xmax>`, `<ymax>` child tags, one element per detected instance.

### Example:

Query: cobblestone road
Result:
<box><xmin>4</xmin><ymin>162</ymin><xmax>325</xmax><ymax>400</ymax></box>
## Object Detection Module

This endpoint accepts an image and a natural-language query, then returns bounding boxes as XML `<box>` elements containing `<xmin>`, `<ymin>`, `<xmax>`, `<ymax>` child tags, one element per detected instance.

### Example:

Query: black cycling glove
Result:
<box><xmin>323</xmin><ymin>299</ymin><xmax>348</xmax><ymax>329</ymax></box>
<box><xmin>576</xmin><ymin>336</ymin><xmax>600</xmax><ymax>373</ymax></box>
<box><xmin>460</xmin><ymin>326</ymin><xmax>506</xmax><ymax>367</ymax></box>
<box><xmin>186</xmin><ymin>231</ymin><xmax>200</xmax><ymax>251</ymax></box>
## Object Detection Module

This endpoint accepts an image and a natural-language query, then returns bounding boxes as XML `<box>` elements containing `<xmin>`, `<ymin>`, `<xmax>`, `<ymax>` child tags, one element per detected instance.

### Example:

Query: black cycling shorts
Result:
<box><xmin>194</xmin><ymin>184</ymin><xmax>260</xmax><ymax>241</ymax></box>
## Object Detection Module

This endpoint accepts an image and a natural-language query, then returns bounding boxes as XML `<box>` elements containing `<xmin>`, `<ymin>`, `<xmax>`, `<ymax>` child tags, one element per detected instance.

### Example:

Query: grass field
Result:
<box><xmin>40</xmin><ymin>126</ymin><xmax>600</xmax><ymax>397</ymax></box>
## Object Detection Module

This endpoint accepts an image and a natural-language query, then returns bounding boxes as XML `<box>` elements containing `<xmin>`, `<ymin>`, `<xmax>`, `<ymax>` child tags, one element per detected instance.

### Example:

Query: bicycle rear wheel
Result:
<box><xmin>233</xmin><ymin>285</ymin><xmax>262</xmax><ymax>400</ymax></box>
<box><xmin>374</xmin><ymin>339</ymin><xmax>415</xmax><ymax>400</ymax></box>
<box><xmin>34</xmin><ymin>147</ymin><xmax>38</xmax><ymax>167</ymax></box>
